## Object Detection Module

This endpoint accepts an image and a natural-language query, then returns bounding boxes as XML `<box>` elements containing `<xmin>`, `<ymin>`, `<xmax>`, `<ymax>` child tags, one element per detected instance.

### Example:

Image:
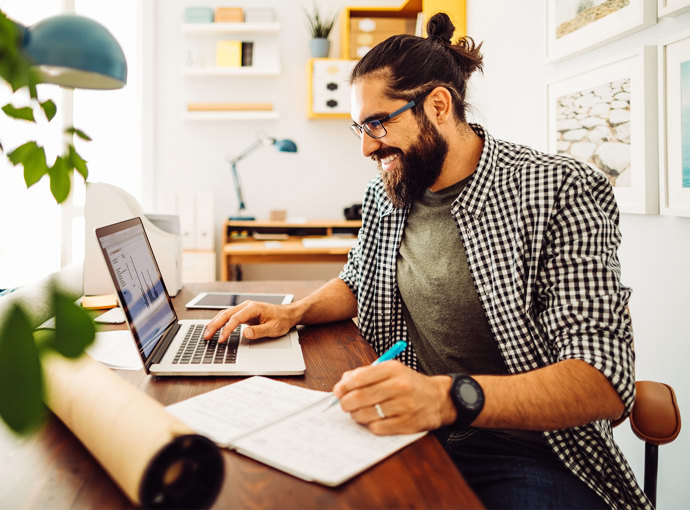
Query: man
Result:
<box><xmin>205</xmin><ymin>13</ymin><xmax>648</xmax><ymax>509</ymax></box>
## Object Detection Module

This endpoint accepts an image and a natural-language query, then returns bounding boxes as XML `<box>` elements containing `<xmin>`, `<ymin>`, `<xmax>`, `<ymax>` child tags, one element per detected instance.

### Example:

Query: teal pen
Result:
<box><xmin>324</xmin><ymin>340</ymin><xmax>408</xmax><ymax>410</ymax></box>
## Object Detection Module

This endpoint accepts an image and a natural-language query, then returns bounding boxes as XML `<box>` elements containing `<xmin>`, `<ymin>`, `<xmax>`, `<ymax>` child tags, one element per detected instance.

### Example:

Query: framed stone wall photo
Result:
<box><xmin>545</xmin><ymin>0</ymin><xmax>656</xmax><ymax>62</ymax></box>
<box><xmin>547</xmin><ymin>47</ymin><xmax>658</xmax><ymax>214</ymax></box>
<box><xmin>658</xmin><ymin>0</ymin><xmax>690</xmax><ymax>17</ymax></box>
<box><xmin>659</xmin><ymin>30</ymin><xmax>690</xmax><ymax>216</ymax></box>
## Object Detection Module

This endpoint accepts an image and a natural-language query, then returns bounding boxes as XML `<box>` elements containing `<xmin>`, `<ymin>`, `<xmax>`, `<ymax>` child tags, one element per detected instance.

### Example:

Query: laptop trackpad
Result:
<box><xmin>245</xmin><ymin>335</ymin><xmax>292</xmax><ymax>349</ymax></box>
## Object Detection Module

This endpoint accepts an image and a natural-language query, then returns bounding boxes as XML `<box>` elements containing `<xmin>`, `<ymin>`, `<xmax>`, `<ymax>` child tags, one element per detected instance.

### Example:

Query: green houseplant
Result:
<box><xmin>0</xmin><ymin>9</ymin><xmax>113</xmax><ymax>434</ymax></box>
<box><xmin>304</xmin><ymin>3</ymin><xmax>339</xmax><ymax>58</ymax></box>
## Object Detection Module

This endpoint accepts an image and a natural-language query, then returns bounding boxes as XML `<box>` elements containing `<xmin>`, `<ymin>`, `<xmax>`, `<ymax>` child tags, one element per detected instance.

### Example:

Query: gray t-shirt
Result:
<box><xmin>397</xmin><ymin>178</ymin><xmax>505</xmax><ymax>377</ymax></box>
<box><xmin>397</xmin><ymin>178</ymin><xmax>549</xmax><ymax>451</ymax></box>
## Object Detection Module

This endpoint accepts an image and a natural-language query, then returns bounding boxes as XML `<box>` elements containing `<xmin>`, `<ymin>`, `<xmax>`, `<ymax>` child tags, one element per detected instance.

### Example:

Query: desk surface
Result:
<box><xmin>0</xmin><ymin>281</ymin><xmax>482</xmax><ymax>509</ymax></box>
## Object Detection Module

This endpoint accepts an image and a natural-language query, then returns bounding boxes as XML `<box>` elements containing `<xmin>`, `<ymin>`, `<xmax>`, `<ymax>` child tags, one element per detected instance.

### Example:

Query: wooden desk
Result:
<box><xmin>0</xmin><ymin>282</ymin><xmax>482</xmax><ymax>510</ymax></box>
<box><xmin>222</xmin><ymin>220</ymin><xmax>361</xmax><ymax>280</ymax></box>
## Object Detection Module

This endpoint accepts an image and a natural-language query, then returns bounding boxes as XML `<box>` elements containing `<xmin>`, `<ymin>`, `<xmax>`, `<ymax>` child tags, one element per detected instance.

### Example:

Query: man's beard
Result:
<box><xmin>375</xmin><ymin>114</ymin><xmax>449</xmax><ymax>209</ymax></box>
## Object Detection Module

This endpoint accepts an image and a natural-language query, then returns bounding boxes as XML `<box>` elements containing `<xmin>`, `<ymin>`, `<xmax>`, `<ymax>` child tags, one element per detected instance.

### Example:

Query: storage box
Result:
<box><xmin>244</xmin><ymin>7</ymin><xmax>275</xmax><ymax>23</ymax></box>
<box><xmin>184</xmin><ymin>7</ymin><xmax>214</xmax><ymax>23</ymax></box>
<box><xmin>215</xmin><ymin>7</ymin><xmax>243</xmax><ymax>23</ymax></box>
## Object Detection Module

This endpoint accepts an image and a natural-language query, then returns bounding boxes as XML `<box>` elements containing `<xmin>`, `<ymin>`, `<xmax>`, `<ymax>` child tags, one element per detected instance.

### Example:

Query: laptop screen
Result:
<box><xmin>97</xmin><ymin>218</ymin><xmax>176</xmax><ymax>359</ymax></box>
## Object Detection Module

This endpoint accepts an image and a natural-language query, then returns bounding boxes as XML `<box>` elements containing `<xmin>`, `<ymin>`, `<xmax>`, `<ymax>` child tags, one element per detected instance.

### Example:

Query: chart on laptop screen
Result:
<box><xmin>100</xmin><ymin>223</ymin><xmax>175</xmax><ymax>357</ymax></box>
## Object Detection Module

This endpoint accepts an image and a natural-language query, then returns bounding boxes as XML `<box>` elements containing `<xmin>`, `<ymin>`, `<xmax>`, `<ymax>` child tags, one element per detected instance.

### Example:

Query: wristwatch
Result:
<box><xmin>449</xmin><ymin>374</ymin><xmax>484</xmax><ymax>427</ymax></box>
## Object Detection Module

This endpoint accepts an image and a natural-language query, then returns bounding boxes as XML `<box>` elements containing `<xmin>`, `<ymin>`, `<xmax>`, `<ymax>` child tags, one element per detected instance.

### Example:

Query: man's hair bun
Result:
<box><xmin>426</xmin><ymin>13</ymin><xmax>454</xmax><ymax>45</ymax></box>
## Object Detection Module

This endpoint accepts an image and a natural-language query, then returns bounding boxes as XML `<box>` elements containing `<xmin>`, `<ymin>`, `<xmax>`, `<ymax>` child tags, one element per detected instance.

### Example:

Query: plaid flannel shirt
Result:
<box><xmin>339</xmin><ymin>124</ymin><xmax>649</xmax><ymax>509</ymax></box>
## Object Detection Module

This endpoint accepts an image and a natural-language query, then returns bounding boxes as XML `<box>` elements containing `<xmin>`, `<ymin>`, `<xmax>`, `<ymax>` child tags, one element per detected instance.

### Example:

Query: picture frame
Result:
<box><xmin>545</xmin><ymin>0</ymin><xmax>656</xmax><ymax>62</ymax></box>
<box><xmin>658</xmin><ymin>0</ymin><xmax>690</xmax><ymax>17</ymax></box>
<box><xmin>547</xmin><ymin>47</ymin><xmax>658</xmax><ymax>214</ymax></box>
<box><xmin>658</xmin><ymin>30</ymin><xmax>690</xmax><ymax>216</ymax></box>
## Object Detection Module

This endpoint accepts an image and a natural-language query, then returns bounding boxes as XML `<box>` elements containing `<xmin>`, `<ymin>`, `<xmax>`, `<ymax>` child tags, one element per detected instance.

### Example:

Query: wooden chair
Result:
<box><xmin>614</xmin><ymin>381</ymin><xmax>681</xmax><ymax>507</ymax></box>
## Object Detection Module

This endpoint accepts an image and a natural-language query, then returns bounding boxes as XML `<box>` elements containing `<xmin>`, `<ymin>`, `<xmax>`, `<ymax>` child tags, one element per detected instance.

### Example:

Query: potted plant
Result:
<box><xmin>304</xmin><ymin>3</ymin><xmax>338</xmax><ymax>58</ymax></box>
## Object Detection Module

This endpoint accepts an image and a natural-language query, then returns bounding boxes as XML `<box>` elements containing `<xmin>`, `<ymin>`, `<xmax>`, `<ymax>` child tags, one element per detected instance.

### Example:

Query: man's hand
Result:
<box><xmin>204</xmin><ymin>300</ymin><xmax>298</xmax><ymax>343</ymax></box>
<box><xmin>333</xmin><ymin>361</ymin><xmax>457</xmax><ymax>435</ymax></box>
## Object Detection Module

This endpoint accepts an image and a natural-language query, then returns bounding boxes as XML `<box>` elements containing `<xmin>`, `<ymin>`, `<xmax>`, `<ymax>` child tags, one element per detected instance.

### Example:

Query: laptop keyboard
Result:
<box><xmin>172</xmin><ymin>324</ymin><xmax>239</xmax><ymax>365</ymax></box>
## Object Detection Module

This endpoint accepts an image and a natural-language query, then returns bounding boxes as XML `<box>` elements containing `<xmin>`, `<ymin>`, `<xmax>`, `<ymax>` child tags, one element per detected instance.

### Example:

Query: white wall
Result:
<box><xmin>151</xmin><ymin>0</ymin><xmax>401</xmax><ymax>280</ymax></box>
<box><xmin>467</xmin><ymin>2</ymin><xmax>690</xmax><ymax>508</ymax></box>
<box><xmin>149</xmin><ymin>0</ymin><xmax>689</xmax><ymax>506</ymax></box>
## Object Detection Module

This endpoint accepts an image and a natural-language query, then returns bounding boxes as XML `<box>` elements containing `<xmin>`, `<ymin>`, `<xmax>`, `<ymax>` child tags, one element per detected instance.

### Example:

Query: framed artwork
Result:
<box><xmin>545</xmin><ymin>0</ymin><xmax>656</xmax><ymax>62</ymax></box>
<box><xmin>547</xmin><ymin>47</ymin><xmax>658</xmax><ymax>214</ymax></box>
<box><xmin>659</xmin><ymin>30</ymin><xmax>690</xmax><ymax>216</ymax></box>
<box><xmin>658</xmin><ymin>0</ymin><xmax>690</xmax><ymax>17</ymax></box>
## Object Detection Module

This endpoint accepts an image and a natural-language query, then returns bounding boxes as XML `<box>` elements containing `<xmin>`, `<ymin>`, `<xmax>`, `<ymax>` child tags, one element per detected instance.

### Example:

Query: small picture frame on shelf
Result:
<box><xmin>658</xmin><ymin>0</ymin><xmax>690</xmax><ymax>17</ymax></box>
<box><xmin>658</xmin><ymin>29</ymin><xmax>690</xmax><ymax>216</ymax></box>
<box><xmin>547</xmin><ymin>47</ymin><xmax>658</xmax><ymax>214</ymax></box>
<box><xmin>545</xmin><ymin>0</ymin><xmax>656</xmax><ymax>62</ymax></box>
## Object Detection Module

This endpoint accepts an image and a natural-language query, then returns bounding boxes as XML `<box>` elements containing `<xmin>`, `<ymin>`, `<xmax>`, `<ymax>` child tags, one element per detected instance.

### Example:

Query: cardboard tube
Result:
<box><xmin>42</xmin><ymin>352</ymin><xmax>223</xmax><ymax>508</ymax></box>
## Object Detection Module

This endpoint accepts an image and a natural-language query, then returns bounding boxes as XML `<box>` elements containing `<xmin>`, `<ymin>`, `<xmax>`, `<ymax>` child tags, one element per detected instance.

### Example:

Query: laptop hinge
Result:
<box><xmin>147</xmin><ymin>322</ymin><xmax>181</xmax><ymax>371</ymax></box>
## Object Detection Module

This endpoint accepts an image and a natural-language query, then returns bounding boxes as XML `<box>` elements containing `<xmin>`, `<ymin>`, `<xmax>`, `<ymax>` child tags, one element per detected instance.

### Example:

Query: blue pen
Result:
<box><xmin>324</xmin><ymin>340</ymin><xmax>408</xmax><ymax>409</ymax></box>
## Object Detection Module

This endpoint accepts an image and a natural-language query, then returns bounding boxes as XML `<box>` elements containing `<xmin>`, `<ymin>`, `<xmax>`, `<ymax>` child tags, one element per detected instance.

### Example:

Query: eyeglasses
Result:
<box><xmin>350</xmin><ymin>89</ymin><xmax>432</xmax><ymax>139</ymax></box>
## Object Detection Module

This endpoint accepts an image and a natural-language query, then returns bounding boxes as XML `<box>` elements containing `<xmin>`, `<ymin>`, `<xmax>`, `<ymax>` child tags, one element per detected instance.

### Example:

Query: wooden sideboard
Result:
<box><xmin>221</xmin><ymin>219</ymin><xmax>361</xmax><ymax>280</ymax></box>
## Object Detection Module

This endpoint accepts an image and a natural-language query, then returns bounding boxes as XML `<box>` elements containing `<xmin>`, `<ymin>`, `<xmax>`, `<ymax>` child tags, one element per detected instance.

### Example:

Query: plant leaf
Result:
<box><xmin>48</xmin><ymin>156</ymin><xmax>71</xmax><ymax>203</ymax></box>
<box><xmin>40</xmin><ymin>99</ymin><xmax>57</xmax><ymax>121</ymax></box>
<box><xmin>23</xmin><ymin>144</ymin><xmax>48</xmax><ymax>187</ymax></box>
<box><xmin>68</xmin><ymin>144</ymin><xmax>88</xmax><ymax>180</ymax></box>
<box><xmin>2</xmin><ymin>103</ymin><xmax>35</xmax><ymax>122</ymax></box>
<box><xmin>8</xmin><ymin>141</ymin><xmax>38</xmax><ymax>165</ymax></box>
<box><xmin>64</xmin><ymin>126</ymin><xmax>92</xmax><ymax>142</ymax></box>
<box><xmin>0</xmin><ymin>304</ymin><xmax>45</xmax><ymax>434</ymax></box>
<box><xmin>51</xmin><ymin>289</ymin><xmax>95</xmax><ymax>358</ymax></box>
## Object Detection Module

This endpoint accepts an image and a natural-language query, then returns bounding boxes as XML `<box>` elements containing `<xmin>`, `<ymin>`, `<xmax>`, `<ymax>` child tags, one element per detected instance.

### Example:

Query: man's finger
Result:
<box><xmin>217</xmin><ymin>305</ymin><xmax>264</xmax><ymax>343</ymax></box>
<box><xmin>204</xmin><ymin>302</ymin><xmax>250</xmax><ymax>338</ymax></box>
<box><xmin>334</xmin><ymin>361</ymin><xmax>401</xmax><ymax>396</ymax></box>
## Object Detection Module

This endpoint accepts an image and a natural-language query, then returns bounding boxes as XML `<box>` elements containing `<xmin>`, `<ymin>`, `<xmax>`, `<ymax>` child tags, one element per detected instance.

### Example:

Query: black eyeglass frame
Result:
<box><xmin>350</xmin><ymin>89</ymin><xmax>433</xmax><ymax>139</ymax></box>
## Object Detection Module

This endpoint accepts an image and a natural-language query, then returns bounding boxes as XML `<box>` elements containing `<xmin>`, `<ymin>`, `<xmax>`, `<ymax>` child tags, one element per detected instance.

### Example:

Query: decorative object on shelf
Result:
<box><xmin>348</xmin><ymin>16</ymin><xmax>415</xmax><ymax>59</ymax></box>
<box><xmin>187</xmin><ymin>102</ymin><xmax>273</xmax><ymax>112</ymax></box>
<box><xmin>304</xmin><ymin>3</ymin><xmax>338</xmax><ymax>58</ymax></box>
<box><xmin>658</xmin><ymin>0</ymin><xmax>690</xmax><ymax>17</ymax></box>
<box><xmin>547</xmin><ymin>47</ymin><xmax>658</xmax><ymax>215</ymax></box>
<box><xmin>307</xmin><ymin>58</ymin><xmax>356</xmax><ymax>118</ymax></box>
<box><xmin>215</xmin><ymin>6</ymin><xmax>243</xmax><ymax>23</ymax></box>
<box><xmin>545</xmin><ymin>0</ymin><xmax>656</xmax><ymax>62</ymax></box>
<box><xmin>227</xmin><ymin>133</ymin><xmax>298</xmax><ymax>220</ymax></box>
<box><xmin>184</xmin><ymin>6</ymin><xmax>214</xmax><ymax>23</ymax></box>
<box><xmin>658</xmin><ymin>29</ymin><xmax>690</xmax><ymax>216</ymax></box>
<box><xmin>339</xmin><ymin>0</ymin><xmax>466</xmax><ymax>60</ymax></box>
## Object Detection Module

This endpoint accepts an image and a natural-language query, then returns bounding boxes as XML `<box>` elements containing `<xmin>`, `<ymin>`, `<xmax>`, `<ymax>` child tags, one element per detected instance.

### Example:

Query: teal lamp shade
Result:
<box><xmin>20</xmin><ymin>14</ymin><xmax>127</xmax><ymax>89</ymax></box>
<box><xmin>274</xmin><ymin>139</ymin><xmax>297</xmax><ymax>153</ymax></box>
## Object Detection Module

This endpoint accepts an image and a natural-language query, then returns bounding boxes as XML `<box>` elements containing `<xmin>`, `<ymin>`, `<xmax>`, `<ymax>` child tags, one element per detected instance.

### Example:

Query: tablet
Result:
<box><xmin>185</xmin><ymin>292</ymin><xmax>293</xmax><ymax>309</ymax></box>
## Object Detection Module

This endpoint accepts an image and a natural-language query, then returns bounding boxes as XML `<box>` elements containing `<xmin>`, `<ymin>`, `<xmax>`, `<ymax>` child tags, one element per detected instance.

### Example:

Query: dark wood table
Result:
<box><xmin>0</xmin><ymin>281</ymin><xmax>483</xmax><ymax>509</ymax></box>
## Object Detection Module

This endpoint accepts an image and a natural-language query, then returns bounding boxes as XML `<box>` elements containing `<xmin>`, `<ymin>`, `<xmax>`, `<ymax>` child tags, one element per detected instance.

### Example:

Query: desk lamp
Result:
<box><xmin>228</xmin><ymin>132</ymin><xmax>298</xmax><ymax>221</ymax></box>
<box><xmin>16</xmin><ymin>14</ymin><xmax>127</xmax><ymax>89</ymax></box>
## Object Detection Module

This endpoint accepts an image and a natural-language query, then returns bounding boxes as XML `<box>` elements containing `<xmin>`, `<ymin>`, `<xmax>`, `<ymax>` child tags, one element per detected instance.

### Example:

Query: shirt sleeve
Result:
<box><xmin>535</xmin><ymin>167</ymin><xmax>636</xmax><ymax>415</ymax></box>
<box><xmin>338</xmin><ymin>178</ymin><xmax>380</xmax><ymax>297</ymax></box>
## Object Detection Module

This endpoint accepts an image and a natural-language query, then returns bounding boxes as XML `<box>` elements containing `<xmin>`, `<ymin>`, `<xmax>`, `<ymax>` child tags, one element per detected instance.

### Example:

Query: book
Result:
<box><xmin>166</xmin><ymin>376</ymin><xmax>425</xmax><ymax>486</ymax></box>
<box><xmin>81</xmin><ymin>294</ymin><xmax>118</xmax><ymax>310</ymax></box>
<box><xmin>241</xmin><ymin>41</ymin><xmax>253</xmax><ymax>67</ymax></box>
<box><xmin>215</xmin><ymin>7</ymin><xmax>243</xmax><ymax>23</ymax></box>
<box><xmin>216</xmin><ymin>40</ymin><xmax>242</xmax><ymax>67</ymax></box>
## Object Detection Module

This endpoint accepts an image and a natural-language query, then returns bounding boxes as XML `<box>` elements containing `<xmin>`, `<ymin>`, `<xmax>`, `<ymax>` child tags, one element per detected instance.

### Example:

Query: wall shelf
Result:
<box><xmin>182</xmin><ymin>22</ymin><xmax>281</xmax><ymax>35</ymax></box>
<box><xmin>182</xmin><ymin>66</ymin><xmax>280</xmax><ymax>77</ymax></box>
<box><xmin>182</xmin><ymin>111</ymin><xmax>280</xmax><ymax>121</ymax></box>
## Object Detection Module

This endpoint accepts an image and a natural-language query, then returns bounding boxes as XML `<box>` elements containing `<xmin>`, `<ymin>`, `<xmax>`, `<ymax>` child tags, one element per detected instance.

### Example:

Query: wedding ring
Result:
<box><xmin>374</xmin><ymin>403</ymin><xmax>386</xmax><ymax>419</ymax></box>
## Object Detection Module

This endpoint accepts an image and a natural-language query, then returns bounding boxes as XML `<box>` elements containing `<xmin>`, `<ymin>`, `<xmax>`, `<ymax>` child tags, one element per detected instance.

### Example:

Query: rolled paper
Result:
<box><xmin>41</xmin><ymin>352</ymin><xmax>224</xmax><ymax>507</ymax></box>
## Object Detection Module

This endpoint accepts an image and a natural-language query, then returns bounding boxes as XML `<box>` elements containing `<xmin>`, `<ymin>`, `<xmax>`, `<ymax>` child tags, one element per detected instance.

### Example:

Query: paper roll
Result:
<box><xmin>42</xmin><ymin>352</ymin><xmax>224</xmax><ymax>507</ymax></box>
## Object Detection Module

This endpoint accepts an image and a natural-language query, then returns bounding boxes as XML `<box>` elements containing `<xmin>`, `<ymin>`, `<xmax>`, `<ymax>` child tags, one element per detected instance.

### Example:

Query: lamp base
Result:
<box><xmin>228</xmin><ymin>215</ymin><xmax>256</xmax><ymax>221</ymax></box>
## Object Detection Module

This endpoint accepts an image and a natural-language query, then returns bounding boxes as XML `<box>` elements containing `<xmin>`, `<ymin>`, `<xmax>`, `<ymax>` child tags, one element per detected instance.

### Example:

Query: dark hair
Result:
<box><xmin>350</xmin><ymin>13</ymin><xmax>483</xmax><ymax>123</ymax></box>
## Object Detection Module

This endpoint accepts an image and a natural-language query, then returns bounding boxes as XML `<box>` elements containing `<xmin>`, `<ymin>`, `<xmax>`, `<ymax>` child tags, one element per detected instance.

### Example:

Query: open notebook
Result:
<box><xmin>166</xmin><ymin>376</ymin><xmax>426</xmax><ymax>486</ymax></box>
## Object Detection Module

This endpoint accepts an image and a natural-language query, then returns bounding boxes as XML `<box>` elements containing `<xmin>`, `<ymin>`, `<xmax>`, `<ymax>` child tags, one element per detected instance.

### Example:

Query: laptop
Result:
<box><xmin>95</xmin><ymin>217</ymin><xmax>305</xmax><ymax>376</ymax></box>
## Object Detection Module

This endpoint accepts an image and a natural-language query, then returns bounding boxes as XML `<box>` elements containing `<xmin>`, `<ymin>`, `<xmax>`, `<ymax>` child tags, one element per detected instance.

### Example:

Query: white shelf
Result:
<box><xmin>183</xmin><ymin>111</ymin><xmax>280</xmax><ymax>121</ymax></box>
<box><xmin>182</xmin><ymin>22</ymin><xmax>281</xmax><ymax>35</ymax></box>
<box><xmin>182</xmin><ymin>66</ymin><xmax>280</xmax><ymax>77</ymax></box>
